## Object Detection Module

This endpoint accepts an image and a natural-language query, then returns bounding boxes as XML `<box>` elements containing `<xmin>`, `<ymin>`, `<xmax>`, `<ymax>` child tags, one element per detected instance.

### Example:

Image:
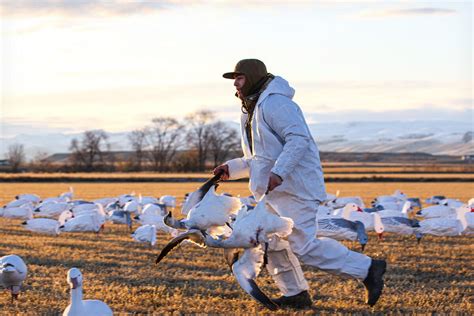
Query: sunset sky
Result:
<box><xmin>1</xmin><ymin>0</ymin><xmax>472</xmax><ymax>136</ymax></box>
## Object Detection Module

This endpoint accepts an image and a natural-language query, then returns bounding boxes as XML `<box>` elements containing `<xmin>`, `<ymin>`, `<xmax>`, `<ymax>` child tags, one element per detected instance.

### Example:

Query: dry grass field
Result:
<box><xmin>0</xmin><ymin>182</ymin><xmax>473</xmax><ymax>314</ymax></box>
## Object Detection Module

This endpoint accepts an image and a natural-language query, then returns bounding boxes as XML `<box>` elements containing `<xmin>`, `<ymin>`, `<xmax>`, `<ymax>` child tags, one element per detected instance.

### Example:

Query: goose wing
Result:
<box><xmin>155</xmin><ymin>229</ymin><xmax>206</xmax><ymax>264</ymax></box>
<box><xmin>231</xmin><ymin>246</ymin><xmax>278</xmax><ymax>311</ymax></box>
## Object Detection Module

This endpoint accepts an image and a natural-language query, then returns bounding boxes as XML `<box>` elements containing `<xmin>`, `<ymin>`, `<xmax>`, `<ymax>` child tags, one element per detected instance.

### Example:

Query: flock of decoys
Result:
<box><xmin>1</xmin><ymin>175</ymin><xmax>473</xmax><ymax>312</ymax></box>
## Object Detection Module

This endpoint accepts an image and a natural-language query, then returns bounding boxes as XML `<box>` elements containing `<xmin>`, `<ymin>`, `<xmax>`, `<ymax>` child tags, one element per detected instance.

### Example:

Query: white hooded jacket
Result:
<box><xmin>226</xmin><ymin>76</ymin><xmax>326</xmax><ymax>202</ymax></box>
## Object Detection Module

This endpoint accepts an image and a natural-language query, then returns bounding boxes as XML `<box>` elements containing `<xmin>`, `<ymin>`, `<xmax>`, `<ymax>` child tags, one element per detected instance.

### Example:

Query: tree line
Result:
<box><xmin>3</xmin><ymin>110</ymin><xmax>241</xmax><ymax>173</ymax></box>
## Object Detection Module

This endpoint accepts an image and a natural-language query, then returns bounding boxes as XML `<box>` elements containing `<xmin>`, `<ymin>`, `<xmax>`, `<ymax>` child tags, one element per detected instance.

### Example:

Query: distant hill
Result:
<box><xmin>1</xmin><ymin>120</ymin><xmax>472</xmax><ymax>159</ymax></box>
<box><xmin>45</xmin><ymin>150</ymin><xmax>469</xmax><ymax>165</ymax></box>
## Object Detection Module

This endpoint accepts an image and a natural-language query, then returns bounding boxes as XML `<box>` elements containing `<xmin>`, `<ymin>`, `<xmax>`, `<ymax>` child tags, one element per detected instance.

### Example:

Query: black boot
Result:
<box><xmin>363</xmin><ymin>259</ymin><xmax>387</xmax><ymax>306</ymax></box>
<box><xmin>273</xmin><ymin>290</ymin><xmax>312</xmax><ymax>309</ymax></box>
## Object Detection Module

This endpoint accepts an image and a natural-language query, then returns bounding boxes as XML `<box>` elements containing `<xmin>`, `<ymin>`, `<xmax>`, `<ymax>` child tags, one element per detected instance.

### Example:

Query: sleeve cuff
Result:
<box><xmin>227</xmin><ymin>158</ymin><xmax>250</xmax><ymax>180</ymax></box>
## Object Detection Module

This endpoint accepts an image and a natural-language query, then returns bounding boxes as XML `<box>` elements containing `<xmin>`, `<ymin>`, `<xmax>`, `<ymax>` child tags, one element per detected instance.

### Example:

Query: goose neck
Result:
<box><xmin>71</xmin><ymin>286</ymin><xmax>84</xmax><ymax>306</ymax></box>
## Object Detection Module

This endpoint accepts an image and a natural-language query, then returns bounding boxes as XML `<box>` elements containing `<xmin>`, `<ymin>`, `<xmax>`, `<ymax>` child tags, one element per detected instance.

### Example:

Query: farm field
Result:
<box><xmin>0</xmin><ymin>182</ymin><xmax>473</xmax><ymax>314</ymax></box>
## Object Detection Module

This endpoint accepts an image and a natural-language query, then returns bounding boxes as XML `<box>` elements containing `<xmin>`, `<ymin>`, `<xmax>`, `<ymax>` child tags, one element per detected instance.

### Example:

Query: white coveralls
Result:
<box><xmin>226</xmin><ymin>76</ymin><xmax>372</xmax><ymax>296</ymax></box>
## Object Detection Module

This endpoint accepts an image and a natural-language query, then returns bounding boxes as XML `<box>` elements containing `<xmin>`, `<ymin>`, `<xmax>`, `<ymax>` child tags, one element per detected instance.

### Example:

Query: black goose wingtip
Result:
<box><xmin>248</xmin><ymin>279</ymin><xmax>279</xmax><ymax>311</ymax></box>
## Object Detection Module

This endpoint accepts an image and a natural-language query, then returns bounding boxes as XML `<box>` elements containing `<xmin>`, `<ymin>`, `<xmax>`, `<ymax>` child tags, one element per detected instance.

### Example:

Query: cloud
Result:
<box><xmin>0</xmin><ymin>0</ymin><xmax>174</xmax><ymax>18</ymax></box>
<box><xmin>305</xmin><ymin>105</ymin><xmax>472</xmax><ymax>123</ymax></box>
<box><xmin>362</xmin><ymin>7</ymin><xmax>457</xmax><ymax>18</ymax></box>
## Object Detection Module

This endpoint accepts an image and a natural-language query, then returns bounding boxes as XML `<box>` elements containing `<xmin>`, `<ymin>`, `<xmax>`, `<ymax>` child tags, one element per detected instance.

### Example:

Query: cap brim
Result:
<box><xmin>222</xmin><ymin>72</ymin><xmax>242</xmax><ymax>79</ymax></box>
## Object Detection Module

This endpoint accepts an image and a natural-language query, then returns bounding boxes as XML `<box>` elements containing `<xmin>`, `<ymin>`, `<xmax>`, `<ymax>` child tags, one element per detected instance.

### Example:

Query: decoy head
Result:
<box><xmin>67</xmin><ymin>268</ymin><xmax>83</xmax><ymax>289</ymax></box>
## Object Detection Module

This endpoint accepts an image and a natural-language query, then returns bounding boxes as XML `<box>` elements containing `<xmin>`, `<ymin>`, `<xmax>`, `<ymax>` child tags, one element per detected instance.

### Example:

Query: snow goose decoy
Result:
<box><xmin>378</xmin><ymin>215</ymin><xmax>421</xmax><ymax>242</ymax></box>
<box><xmin>34</xmin><ymin>202</ymin><xmax>71</xmax><ymax>218</ymax></box>
<box><xmin>0</xmin><ymin>255</ymin><xmax>27</xmax><ymax>302</ymax></box>
<box><xmin>60</xmin><ymin>212</ymin><xmax>104</xmax><ymax>233</ymax></box>
<box><xmin>3</xmin><ymin>199</ymin><xmax>34</xmax><ymax>209</ymax></box>
<box><xmin>2</xmin><ymin>204</ymin><xmax>34</xmax><ymax>220</ymax></box>
<box><xmin>417</xmin><ymin>205</ymin><xmax>471</xmax><ymax>237</ymax></box>
<box><xmin>317</xmin><ymin>218</ymin><xmax>368</xmax><ymax>251</ymax></box>
<box><xmin>416</xmin><ymin>204</ymin><xmax>455</xmax><ymax>219</ymax></box>
<box><xmin>15</xmin><ymin>194</ymin><xmax>40</xmax><ymax>204</ymax></box>
<box><xmin>425</xmin><ymin>195</ymin><xmax>446</xmax><ymax>205</ymax></box>
<box><xmin>326</xmin><ymin>196</ymin><xmax>365</xmax><ymax>209</ymax></box>
<box><xmin>22</xmin><ymin>218</ymin><xmax>60</xmax><ymax>235</ymax></box>
<box><xmin>63</xmin><ymin>268</ymin><xmax>112</xmax><ymax>316</ymax></box>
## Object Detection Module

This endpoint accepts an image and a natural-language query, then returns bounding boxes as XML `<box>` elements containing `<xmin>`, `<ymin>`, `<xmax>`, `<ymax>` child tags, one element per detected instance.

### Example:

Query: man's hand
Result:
<box><xmin>267</xmin><ymin>172</ymin><xmax>283</xmax><ymax>193</ymax></box>
<box><xmin>213</xmin><ymin>164</ymin><xmax>230</xmax><ymax>181</ymax></box>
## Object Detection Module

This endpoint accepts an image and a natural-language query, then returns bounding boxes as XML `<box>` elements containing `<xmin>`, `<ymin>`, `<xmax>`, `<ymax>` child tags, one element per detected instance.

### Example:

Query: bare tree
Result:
<box><xmin>69</xmin><ymin>130</ymin><xmax>109</xmax><ymax>171</ymax></box>
<box><xmin>145</xmin><ymin>117</ymin><xmax>184</xmax><ymax>171</ymax></box>
<box><xmin>7</xmin><ymin>143</ymin><xmax>25</xmax><ymax>172</ymax></box>
<box><xmin>128</xmin><ymin>128</ymin><xmax>147</xmax><ymax>171</ymax></box>
<box><xmin>208</xmin><ymin>121</ymin><xmax>240</xmax><ymax>167</ymax></box>
<box><xmin>185</xmin><ymin>110</ymin><xmax>215</xmax><ymax>171</ymax></box>
<box><xmin>30</xmin><ymin>151</ymin><xmax>52</xmax><ymax>172</ymax></box>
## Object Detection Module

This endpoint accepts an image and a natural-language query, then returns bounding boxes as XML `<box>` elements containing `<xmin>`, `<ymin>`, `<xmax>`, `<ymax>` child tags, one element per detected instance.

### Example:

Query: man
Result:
<box><xmin>214</xmin><ymin>59</ymin><xmax>386</xmax><ymax>309</ymax></box>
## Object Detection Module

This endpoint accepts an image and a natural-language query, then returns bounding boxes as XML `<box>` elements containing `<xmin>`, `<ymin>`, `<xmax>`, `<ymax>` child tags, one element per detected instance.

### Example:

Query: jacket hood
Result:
<box><xmin>257</xmin><ymin>76</ymin><xmax>295</xmax><ymax>105</ymax></box>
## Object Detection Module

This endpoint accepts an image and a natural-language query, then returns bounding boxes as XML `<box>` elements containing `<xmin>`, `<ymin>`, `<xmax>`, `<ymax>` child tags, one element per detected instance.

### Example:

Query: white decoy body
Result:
<box><xmin>468</xmin><ymin>198</ymin><xmax>474</xmax><ymax>208</ymax></box>
<box><xmin>141</xmin><ymin>203</ymin><xmax>166</xmax><ymax>217</ymax></box>
<box><xmin>425</xmin><ymin>195</ymin><xmax>446</xmax><ymax>205</ymax></box>
<box><xmin>63</xmin><ymin>268</ymin><xmax>113</xmax><ymax>316</ymax></box>
<box><xmin>22</xmin><ymin>218</ymin><xmax>60</xmax><ymax>235</ymax></box>
<box><xmin>34</xmin><ymin>202</ymin><xmax>71</xmax><ymax>218</ymax></box>
<box><xmin>136</xmin><ymin>213</ymin><xmax>178</xmax><ymax>236</ymax></box>
<box><xmin>417</xmin><ymin>206</ymin><xmax>471</xmax><ymax>236</ymax></box>
<box><xmin>0</xmin><ymin>255</ymin><xmax>27</xmax><ymax>301</ymax></box>
<box><xmin>159</xmin><ymin>195</ymin><xmax>176</xmax><ymax>209</ymax></box>
<box><xmin>3</xmin><ymin>204</ymin><xmax>34</xmax><ymax>220</ymax></box>
<box><xmin>72</xmin><ymin>203</ymin><xmax>102</xmax><ymax>216</ymax></box>
<box><xmin>337</xmin><ymin>203</ymin><xmax>376</xmax><ymax>231</ymax></box>
<box><xmin>317</xmin><ymin>218</ymin><xmax>368</xmax><ymax>250</ymax></box>
<box><xmin>132</xmin><ymin>225</ymin><xmax>158</xmax><ymax>246</ymax></box>
<box><xmin>15</xmin><ymin>194</ymin><xmax>40</xmax><ymax>204</ymax></box>
<box><xmin>376</xmin><ymin>201</ymin><xmax>412</xmax><ymax>218</ymax></box>
<box><xmin>60</xmin><ymin>214</ymin><xmax>103</xmax><ymax>233</ymax></box>
<box><xmin>326</xmin><ymin>196</ymin><xmax>365</xmax><ymax>209</ymax></box>
<box><xmin>139</xmin><ymin>195</ymin><xmax>159</xmax><ymax>206</ymax></box>
<box><xmin>439</xmin><ymin>198</ymin><xmax>464</xmax><ymax>208</ymax></box>
<box><xmin>41</xmin><ymin>196</ymin><xmax>69</xmax><ymax>204</ymax></box>
<box><xmin>3</xmin><ymin>199</ymin><xmax>33</xmax><ymax>209</ymax></box>
<box><xmin>417</xmin><ymin>205</ymin><xmax>455</xmax><ymax>219</ymax></box>
<box><xmin>93</xmin><ymin>197</ymin><xmax>118</xmax><ymax>207</ymax></box>
<box><xmin>373</xmin><ymin>190</ymin><xmax>407</xmax><ymax>204</ymax></box>
<box><xmin>463</xmin><ymin>209</ymin><xmax>474</xmax><ymax>235</ymax></box>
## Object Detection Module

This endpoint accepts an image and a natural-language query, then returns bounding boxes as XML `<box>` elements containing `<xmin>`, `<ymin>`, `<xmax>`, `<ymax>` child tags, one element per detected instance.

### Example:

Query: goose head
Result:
<box><xmin>67</xmin><ymin>268</ymin><xmax>83</xmax><ymax>289</ymax></box>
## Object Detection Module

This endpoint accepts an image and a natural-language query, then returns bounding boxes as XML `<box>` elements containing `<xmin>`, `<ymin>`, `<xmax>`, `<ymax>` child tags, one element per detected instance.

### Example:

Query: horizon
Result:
<box><xmin>1</xmin><ymin>0</ymin><xmax>472</xmax><ymax>136</ymax></box>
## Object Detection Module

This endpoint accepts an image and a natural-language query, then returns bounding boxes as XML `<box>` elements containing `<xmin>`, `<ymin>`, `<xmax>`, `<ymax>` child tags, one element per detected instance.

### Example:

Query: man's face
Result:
<box><xmin>233</xmin><ymin>74</ymin><xmax>246</xmax><ymax>99</ymax></box>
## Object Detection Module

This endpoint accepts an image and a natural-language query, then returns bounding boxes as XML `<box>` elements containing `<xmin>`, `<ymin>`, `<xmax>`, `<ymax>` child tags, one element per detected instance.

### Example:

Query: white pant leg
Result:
<box><xmin>265</xmin><ymin>236</ymin><xmax>309</xmax><ymax>296</ymax></box>
<box><xmin>267</xmin><ymin>192</ymin><xmax>371</xmax><ymax>280</ymax></box>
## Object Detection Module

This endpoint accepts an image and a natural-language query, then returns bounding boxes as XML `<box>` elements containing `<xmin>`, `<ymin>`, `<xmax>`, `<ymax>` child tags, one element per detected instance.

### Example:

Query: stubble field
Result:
<box><xmin>0</xmin><ymin>181</ymin><xmax>473</xmax><ymax>314</ymax></box>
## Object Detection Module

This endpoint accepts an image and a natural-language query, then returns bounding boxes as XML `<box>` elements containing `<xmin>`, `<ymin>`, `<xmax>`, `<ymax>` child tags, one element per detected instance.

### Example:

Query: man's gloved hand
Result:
<box><xmin>213</xmin><ymin>164</ymin><xmax>230</xmax><ymax>181</ymax></box>
<box><xmin>267</xmin><ymin>172</ymin><xmax>283</xmax><ymax>193</ymax></box>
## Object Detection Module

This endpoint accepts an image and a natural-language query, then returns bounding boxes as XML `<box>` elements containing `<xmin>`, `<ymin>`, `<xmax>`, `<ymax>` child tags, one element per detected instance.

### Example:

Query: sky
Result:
<box><xmin>0</xmin><ymin>0</ymin><xmax>472</xmax><ymax>136</ymax></box>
